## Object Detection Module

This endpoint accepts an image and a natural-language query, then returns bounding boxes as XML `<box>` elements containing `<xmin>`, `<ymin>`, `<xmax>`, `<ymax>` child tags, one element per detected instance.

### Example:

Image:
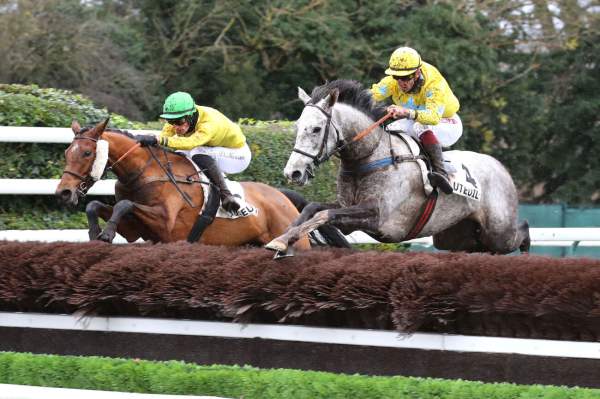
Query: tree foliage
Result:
<box><xmin>0</xmin><ymin>0</ymin><xmax>598</xmax><ymax>204</ymax></box>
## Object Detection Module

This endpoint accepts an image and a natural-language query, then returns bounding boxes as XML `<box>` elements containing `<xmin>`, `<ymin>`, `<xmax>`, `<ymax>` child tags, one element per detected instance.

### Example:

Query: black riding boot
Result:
<box><xmin>191</xmin><ymin>154</ymin><xmax>240</xmax><ymax>213</ymax></box>
<box><xmin>423</xmin><ymin>142</ymin><xmax>453</xmax><ymax>194</ymax></box>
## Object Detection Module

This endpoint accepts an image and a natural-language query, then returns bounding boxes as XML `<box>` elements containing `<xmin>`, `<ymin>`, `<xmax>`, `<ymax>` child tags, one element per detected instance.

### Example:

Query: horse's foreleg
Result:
<box><xmin>266</xmin><ymin>204</ymin><xmax>377</xmax><ymax>253</ymax></box>
<box><xmin>97</xmin><ymin>199</ymin><xmax>135</xmax><ymax>243</ymax></box>
<box><xmin>86</xmin><ymin>200</ymin><xmax>113</xmax><ymax>240</ymax></box>
<box><xmin>291</xmin><ymin>202</ymin><xmax>339</xmax><ymax>227</ymax></box>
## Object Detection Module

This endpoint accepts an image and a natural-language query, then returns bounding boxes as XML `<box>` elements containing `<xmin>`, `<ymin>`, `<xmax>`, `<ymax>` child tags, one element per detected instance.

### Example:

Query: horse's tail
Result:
<box><xmin>279</xmin><ymin>188</ymin><xmax>352</xmax><ymax>248</ymax></box>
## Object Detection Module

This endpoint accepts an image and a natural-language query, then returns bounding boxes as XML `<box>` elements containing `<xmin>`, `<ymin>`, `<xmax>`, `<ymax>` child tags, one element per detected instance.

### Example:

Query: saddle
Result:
<box><xmin>388</xmin><ymin>131</ymin><xmax>481</xmax><ymax>201</ymax></box>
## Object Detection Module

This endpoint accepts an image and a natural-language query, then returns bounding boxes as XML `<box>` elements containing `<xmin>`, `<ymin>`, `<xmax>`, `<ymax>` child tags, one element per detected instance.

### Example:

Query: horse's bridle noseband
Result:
<box><xmin>292</xmin><ymin>103</ymin><xmax>345</xmax><ymax>166</ymax></box>
<box><xmin>62</xmin><ymin>136</ymin><xmax>100</xmax><ymax>197</ymax></box>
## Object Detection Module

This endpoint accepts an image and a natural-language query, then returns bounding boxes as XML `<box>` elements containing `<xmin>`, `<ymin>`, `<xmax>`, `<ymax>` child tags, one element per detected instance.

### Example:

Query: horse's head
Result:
<box><xmin>55</xmin><ymin>118</ymin><xmax>110</xmax><ymax>206</ymax></box>
<box><xmin>284</xmin><ymin>87</ymin><xmax>341</xmax><ymax>185</ymax></box>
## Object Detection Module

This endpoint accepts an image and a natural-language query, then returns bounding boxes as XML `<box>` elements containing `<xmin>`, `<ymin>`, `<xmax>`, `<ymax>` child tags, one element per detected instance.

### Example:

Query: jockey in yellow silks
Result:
<box><xmin>136</xmin><ymin>92</ymin><xmax>251</xmax><ymax>212</ymax></box>
<box><xmin>371</xmin><ymin>47</ymin><xmax>462</xmax><ymax>194</ymax></box>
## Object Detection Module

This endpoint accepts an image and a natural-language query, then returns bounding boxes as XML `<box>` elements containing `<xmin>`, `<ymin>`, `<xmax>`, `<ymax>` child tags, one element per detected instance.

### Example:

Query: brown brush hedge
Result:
<box><xmin>1</xmin><ymin>241</ymin><xmax>600</xmax><ymax>341</ymax></box>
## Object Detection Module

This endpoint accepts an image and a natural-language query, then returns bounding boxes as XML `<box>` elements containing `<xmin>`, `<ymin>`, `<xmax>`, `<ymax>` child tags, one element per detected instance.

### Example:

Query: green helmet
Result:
<box><xmin>160</xmin><ymin>92</ymin><xmax>196</xmax><ymax>119</ymax></box>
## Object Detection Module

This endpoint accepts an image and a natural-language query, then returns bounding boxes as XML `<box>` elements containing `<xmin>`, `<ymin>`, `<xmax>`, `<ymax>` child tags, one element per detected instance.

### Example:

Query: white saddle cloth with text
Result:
<box><xmin>189</xmin><ymin>160</ymin><xmax>259</xmax><ymax>219</ymax></box>
<box><xmin>392</xmin><ymin>133</ymin><xmax>481</xmax><ymax>201</ymax></box>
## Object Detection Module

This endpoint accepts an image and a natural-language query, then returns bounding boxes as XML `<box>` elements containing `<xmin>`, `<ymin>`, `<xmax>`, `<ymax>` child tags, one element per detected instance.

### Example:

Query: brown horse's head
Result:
<box><xmin>55</xmin><ymin>118</ymin><xmax>110</xmax><ymax>206</ymax></box>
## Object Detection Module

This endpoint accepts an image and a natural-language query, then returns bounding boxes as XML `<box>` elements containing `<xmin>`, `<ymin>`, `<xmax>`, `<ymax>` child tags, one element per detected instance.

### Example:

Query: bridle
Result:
<box><xmin>62</xmin><ymin>136</ymin><xmax>101</xmax><ymax>197</ymax></box>
<box><xmin>292</xmin><ymin>102</ymin><xmax>393</xmax><ymax>167</ymax></box>
<box><xmin>292</xmin><ymin>103</ymin><xmax>345</xmax><ymax>167</ymax></box>
<box><xmin>61</xmin><ymin>134</ymin><xmax>141</xmax><ymax>198</ymax></box>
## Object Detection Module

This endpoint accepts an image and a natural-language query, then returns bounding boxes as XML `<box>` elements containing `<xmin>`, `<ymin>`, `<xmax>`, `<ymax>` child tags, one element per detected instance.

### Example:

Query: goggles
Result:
<box><xmin>396</xmin><ymin>73</ymin><xmax>416</xmax><ymax>82</ymax></box>
<box><xmin>165</xmin><ymin>117</ymin><xmax>188</xmax><ymax>126</ymax></box>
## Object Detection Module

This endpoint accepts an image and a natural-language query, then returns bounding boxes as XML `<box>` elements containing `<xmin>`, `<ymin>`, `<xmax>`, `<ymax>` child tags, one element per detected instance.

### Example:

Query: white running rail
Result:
<box><xmin>0</xmin><ymin>179</ymin><xmax>116</xmax><ymax>195</ymax></box>
<box><xmin>0</xmin><ymin>126</ymin><xmax>158</xmax><ymax>143</ymax></box>
<box><xmin>0</xmin><ymin>384</ymin><xmax>227</xmax><ymax>399</ymax></box>
<box><xmin>1</xmin><ymin>312</ymin><xmax>599</xmax><ymax>360</ymax></box>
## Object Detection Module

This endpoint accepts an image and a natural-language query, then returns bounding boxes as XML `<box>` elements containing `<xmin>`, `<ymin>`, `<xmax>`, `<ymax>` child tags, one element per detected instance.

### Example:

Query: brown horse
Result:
<box><xmin>55</xmin><ymin>118</ymin><xmax>336</xmax><ymax>251</ymax></box>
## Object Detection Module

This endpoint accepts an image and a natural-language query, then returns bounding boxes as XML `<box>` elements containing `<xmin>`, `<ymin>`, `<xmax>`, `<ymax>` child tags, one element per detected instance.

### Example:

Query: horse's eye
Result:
<box><xmin>312</xmin><ymin>127</ymin><xmax>322</xmax><ymax>134</ymax></box>
<box><xmin>83</xmin><ymin>150</ymin><xmax>92</xmax><ymax>157</ymax></box>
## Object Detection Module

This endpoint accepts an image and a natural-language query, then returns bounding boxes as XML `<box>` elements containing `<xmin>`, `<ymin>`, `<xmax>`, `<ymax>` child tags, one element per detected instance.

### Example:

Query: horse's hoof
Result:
<box><xmin>88</xmin><ymin>228</ymin><xmax>101</xmax><ymax>241</ymax></box>
<box><xmin>273</xmin><ymin>247</ymin><xmax>295</xmax><ymax>260</ymax></box>
<box><xmin>97</xmin><ymin>230</ymin><xmax>115</xmax><ymax>243</ymax></box>
<box><xmin>265</xmin><ymin>239</ymin><xmax>288</xmax><ymax>253</ymax></box>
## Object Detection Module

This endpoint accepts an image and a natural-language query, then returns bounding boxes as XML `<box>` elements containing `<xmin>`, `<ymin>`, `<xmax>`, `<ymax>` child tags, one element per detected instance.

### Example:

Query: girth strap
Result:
<box><xmin>187</xmin><ymin>184</ymin><xmax>220</xmax><ymax>243</ymax></box>
<box><xmin>402</xmin><ymin>189</ymin><xmax>439</xmax><ymax>241</ymax></box>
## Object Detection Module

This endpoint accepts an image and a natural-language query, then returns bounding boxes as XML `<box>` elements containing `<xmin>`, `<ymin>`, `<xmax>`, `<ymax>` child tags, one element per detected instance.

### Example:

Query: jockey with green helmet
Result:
<box><xmin>136</xmin><ymin>92</ymin><xmax>251</xmax><ymax>213</ymax></box>
<box><xmin>371</xmin><ymin>47</ymin><xmax>462</xmax><ymax>194</ymax></box>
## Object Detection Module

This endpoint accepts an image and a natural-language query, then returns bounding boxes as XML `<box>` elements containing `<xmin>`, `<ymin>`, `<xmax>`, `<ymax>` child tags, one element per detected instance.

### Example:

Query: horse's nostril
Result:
<box><xmin>291</xmin><ymin>170</ymin><xmax>303</xmax><ymax>181</ymax></box>
<box><xmin>57</xmin><ymin>189</ymin><xmax>73</xmax><ymax>202</ymax></box>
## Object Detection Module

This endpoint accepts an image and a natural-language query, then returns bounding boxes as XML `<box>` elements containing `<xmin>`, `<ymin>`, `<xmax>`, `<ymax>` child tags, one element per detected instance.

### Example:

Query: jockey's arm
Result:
<box><xmin>415</xmin><ymin>86</ymin><xmax>445</xmax><ymax>125</ymax></box>
<box><xmin>159</xmin><ymin>126</ymin><xmax>213</xmax><ymax>150</ymax></box>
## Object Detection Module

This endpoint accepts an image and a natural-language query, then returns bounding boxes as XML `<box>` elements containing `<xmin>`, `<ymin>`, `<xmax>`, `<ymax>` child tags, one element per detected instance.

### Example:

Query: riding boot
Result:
<box><xmin>423</xmin><ymin>142</ymin><xmax>454</xmax><ymax>194</ymax></box>
<box><xmin>191</xmin><ymin>154</ymin><xmax>241</xmax><ymax>213</ymax></box>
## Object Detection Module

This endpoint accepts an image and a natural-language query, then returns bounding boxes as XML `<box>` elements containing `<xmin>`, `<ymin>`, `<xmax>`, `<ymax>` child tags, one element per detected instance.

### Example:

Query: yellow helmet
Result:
<box><xmin>385</xmin><ymin>47</ymin><xmax>422</xmax><ymax>77</ymax></box>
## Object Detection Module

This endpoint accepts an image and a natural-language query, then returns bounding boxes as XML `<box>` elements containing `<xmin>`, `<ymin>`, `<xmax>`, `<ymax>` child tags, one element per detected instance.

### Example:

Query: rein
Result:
<box><xmin>110</xmin><ymin>142</ymin><xmax>141</xmax><ymax>169</ymax></box>
<box><xmin>147</xmin><ymin>148</ymin><xmax>197</xmax><ymax>208</ymax></box>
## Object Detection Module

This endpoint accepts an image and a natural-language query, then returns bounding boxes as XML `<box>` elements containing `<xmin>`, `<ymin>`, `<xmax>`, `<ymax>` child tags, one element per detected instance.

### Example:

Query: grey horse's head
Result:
<box><xmin>284</xmin><ymin>87</ymin><xmax>340</xmax><ymax>185</ymax></box>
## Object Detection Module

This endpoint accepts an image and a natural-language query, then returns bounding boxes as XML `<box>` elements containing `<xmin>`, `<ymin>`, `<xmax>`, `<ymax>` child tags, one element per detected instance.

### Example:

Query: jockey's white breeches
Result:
<box><xmin>386</xmin><ymin>114</ymin><xmax>463</xmax><ymax>147</ymax></box>
<box><xmin>177</xmin><ymin>143</ymin><xmax>252</xmax><ymax>174</ymax></box>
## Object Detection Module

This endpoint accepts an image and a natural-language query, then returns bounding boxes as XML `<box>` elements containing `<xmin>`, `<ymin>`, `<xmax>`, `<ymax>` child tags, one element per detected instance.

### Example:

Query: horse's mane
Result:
<box><xmin>309</xmin><ymin>79</ymin><xmax>388</xmax><ymax>121</ymax></box>
<box><xmin>105</xmin><ymin>127</ymin><xmax>137</xmax><ymax>139</ymax></box>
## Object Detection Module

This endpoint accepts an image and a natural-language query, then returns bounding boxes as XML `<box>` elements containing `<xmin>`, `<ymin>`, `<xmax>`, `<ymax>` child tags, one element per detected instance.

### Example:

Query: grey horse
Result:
<box><xmin>265</xmin><ymin>80</ymin><xmax>530</xmax><ymax>255</ymax></box>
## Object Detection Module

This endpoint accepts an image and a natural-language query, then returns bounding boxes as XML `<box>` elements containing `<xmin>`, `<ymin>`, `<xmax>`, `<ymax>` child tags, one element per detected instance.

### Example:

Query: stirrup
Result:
<box><xmin>428</xmin><ymin>172</ymin><xmax>453</xmax><ymax>194</ymax></box>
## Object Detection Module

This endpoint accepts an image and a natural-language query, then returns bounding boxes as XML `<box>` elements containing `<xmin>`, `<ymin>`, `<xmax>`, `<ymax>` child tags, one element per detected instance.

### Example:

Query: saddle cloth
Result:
<box><xmin>189</xmin><ymin>160</ymin><xmax>258</xmax><ymax>219</ymax></box>
<box><xmin>392</xmin><ymin>133</ymin><xmax>481</xmax><ymax>201</ymax></box>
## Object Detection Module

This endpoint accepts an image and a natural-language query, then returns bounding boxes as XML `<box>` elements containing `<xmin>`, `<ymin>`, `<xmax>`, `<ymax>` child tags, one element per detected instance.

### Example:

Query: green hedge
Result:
<box><xmin>0</xmin><ymin>84</ymin><xmax>152</xmax><ymax>129</ymax></box>
<box><xmin>1</xmin><ymin>352</ymin><xmax>597</xmax><ymax>398</ymax></box>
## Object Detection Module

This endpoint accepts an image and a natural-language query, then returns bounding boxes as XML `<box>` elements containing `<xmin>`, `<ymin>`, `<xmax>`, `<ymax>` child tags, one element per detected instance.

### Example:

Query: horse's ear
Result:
<box><xmin>327</xmin><ymin>88</ymin><xmax>339</xmax><ymax>108</ymax></box>
<box><xmin>90</xmin><ymin>117</ymin><xmax>110</xmax><ymax>139</ymax></box>
<box><xmin>71</xmin><ymin>120</ymin><xmax>81</xmax><ymax>135</ymax></box>
<box><xmin>298</xmin><ymin>87</ymin><xmax>311</xmax><ymax>104</ymax></box>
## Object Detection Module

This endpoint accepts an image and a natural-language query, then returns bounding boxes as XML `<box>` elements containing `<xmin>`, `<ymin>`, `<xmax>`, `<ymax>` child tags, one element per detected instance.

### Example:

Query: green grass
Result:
<box><xmin>0</xmin><ymin>352</ymin><xmax>598</xmax><ymax>399</ymax></box>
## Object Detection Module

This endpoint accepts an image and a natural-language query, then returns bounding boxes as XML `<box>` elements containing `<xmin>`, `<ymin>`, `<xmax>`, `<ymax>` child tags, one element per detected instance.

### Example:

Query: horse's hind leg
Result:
<box><xmin>433</xmin><ymin>219</ymin><xmax>489</xmax><ymax>252</ymax></box>
<box><xmin>518</xmin><ymin>220</ymin><xmax>530</xmax><ymax>253</ymax></box>
<box><xmin>477</xmin><ymin>214</ymin><xmax>530</xmax><ymax>255</ymax></box>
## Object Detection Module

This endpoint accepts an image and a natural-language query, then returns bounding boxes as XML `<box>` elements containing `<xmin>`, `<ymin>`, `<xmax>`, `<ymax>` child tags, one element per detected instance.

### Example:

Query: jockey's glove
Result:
<box><xmin>136</xmin><ymin>135</ymin><xmax>158</xmax><ymax>147</ymax></box>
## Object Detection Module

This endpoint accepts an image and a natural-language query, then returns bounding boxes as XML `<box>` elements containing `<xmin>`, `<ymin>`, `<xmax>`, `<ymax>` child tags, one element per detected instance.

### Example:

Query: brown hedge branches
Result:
<box><xmin>1</xmin><ymin>241</ymin><xmax>599</xmax><ymax>341</ymax></box>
